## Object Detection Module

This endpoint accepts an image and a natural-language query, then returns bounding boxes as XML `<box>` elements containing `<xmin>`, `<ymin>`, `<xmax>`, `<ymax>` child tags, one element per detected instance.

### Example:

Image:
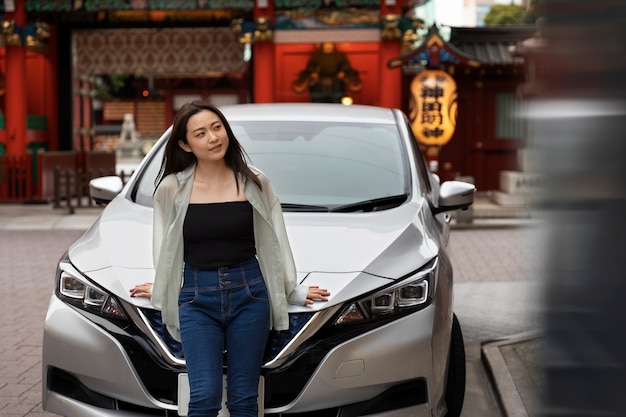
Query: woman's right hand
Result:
<box><xmin>130</xmin><ymin>282</ymin><xmax>153</xmax><ymax>298</ymax></box>
<box><xmin>305</xmin><ymin>286</ymin><xmax>330</xmax><ymax>304</ymax></box>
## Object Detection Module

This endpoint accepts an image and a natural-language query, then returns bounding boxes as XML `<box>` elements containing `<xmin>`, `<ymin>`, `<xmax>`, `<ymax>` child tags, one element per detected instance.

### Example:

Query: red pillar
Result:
<box><xmin>252</xmin><ymin>2</ymin><xmax>275</xmax><ymax>103</ymax></box>
<box><xmin>379</xmin><ymin>1</ymin><xmax>403</xmax><ymax>109</ymax></box>
<box><xmin>4</xmin><ymin>2</ymin><xmax>28</xmax><ymax>156</ymax></box>
<box><xmin>379</xmin><ymin>40</ymin><xmax>402</xmax><ymax>109</ymax></box>
<box><xmin>253</xmin><ymin>43</ymin><xmax>274</xmax><ymax>103</ymax></box>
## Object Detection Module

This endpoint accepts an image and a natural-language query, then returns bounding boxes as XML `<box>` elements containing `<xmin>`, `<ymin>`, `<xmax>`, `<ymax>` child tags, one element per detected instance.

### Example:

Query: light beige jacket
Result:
<box><xmin>150</xmin><ymin>164</ymin><xmax>308</xmax><ymax>341</ymax></box>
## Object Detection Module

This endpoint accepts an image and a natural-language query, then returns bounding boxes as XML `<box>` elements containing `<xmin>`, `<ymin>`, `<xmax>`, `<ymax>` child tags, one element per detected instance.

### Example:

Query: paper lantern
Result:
<box><xmin>409</xmin><ymin>70</ymin><xmax>457</xmax><ymax>146</ymax></box>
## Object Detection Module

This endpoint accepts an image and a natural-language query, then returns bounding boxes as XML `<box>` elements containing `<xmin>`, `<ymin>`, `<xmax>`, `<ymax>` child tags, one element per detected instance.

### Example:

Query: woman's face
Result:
<box><xmin>178</xmin><ymin>110</ymin><xmax>229</xmax><ymax>163</ymax></box>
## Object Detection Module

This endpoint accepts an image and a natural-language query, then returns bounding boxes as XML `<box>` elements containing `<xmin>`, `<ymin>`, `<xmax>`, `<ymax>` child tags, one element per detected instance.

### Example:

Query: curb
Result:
<box><xmin>481</xmin><ymin>331</ymin><xmax>542</xmax><ymax>417</ymax></box>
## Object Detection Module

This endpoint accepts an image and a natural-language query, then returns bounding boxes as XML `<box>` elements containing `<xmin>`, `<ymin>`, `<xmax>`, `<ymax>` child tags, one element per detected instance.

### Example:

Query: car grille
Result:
<box><xmin>140</xmin><ymin>308</ymin><xmax>184</xmax><ymax>359</ymax></box>
<box><xmin>264</xmin><ymin>312</ymin><xmax>315</xmax><ymax>362</ymax></box>
<box><xmin>137</xmin><ymin>308</ymin><xmax>417</xmax><ymax>407</ymax></box>
<box><xmin>140</xmin><ymin>308</ymin><xmax>315</xmax><ymax>364</ymax></box>
<box><xmin>131</xmin><ymin>309</ymin><xmax>317</xmax><ymax>406</ymax></box>
<box><xmin>59</xmin><ymin>307</ymin><xmax>429</xmax><ymax>411</ymax></box>
<box><xmin>48</xmin><ymin>366</ymin><xmax>427</xmax><ymax>416</ymax></box>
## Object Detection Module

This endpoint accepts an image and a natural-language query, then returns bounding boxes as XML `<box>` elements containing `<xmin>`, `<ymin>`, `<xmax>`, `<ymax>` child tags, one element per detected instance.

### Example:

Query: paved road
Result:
<box><xmin>0</xmin><ymin>223</ymin><xmax>545</xmax><ymax>417</ymax></box>
<box><xmin>1</xmin><ymin>230</ymin><xmax>84</xmax><ymax>417</ymax></box>
<box><xmin>449</xmin><ymin>225</ymin><xmax>546</xmax><ymax>417</ymax></box>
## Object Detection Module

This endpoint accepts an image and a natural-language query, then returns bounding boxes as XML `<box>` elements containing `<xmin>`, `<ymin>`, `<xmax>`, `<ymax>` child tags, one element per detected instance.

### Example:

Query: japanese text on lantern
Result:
<box><xmin>410</xmin><ymin>70</ymin><xmax>457</xmax><ymax>146</ymax></box>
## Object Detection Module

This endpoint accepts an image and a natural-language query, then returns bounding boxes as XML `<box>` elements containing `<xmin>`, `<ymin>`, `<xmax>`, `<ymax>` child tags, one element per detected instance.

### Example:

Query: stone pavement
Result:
<box><xmin>0</xmin><ymin>195</ymin><xmax>544</xmax><ymax>417</ymax></box>
<box><xmin>448</xmin><ymin>212</ymin><xmax>545</xmax><ymax>417</ymax></box>
<box><xmin>0</xmin><ymin>203</ymin><xmax>103</xmax><ymax>231</ymax></box>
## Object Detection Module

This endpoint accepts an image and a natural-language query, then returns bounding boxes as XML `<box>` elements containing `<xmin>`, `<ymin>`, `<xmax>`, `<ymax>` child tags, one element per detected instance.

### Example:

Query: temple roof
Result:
<box><xmin>388</xmin><ymin>25</ymin><xmax>479</xmax><ymax>69</ymax></box>
<box><xmin>389</xmin><ymin>24</ymin><xmax>537</xmax><ymax>69</ymax></box>
<box><xmin>22</xmin><ymin>0</ymin><xmax>254</xmax><ymax>12</ymax></box>
<box><xmin>449</xmin><ymin>25</ymin><xmax>536</xmax><ymax>66</ymax></box>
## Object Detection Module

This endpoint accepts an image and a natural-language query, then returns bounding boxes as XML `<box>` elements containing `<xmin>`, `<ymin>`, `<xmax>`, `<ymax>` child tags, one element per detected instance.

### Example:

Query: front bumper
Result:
<box><xmin>42</xmin><ymin>294</ymin><xmax>179</xmax><ymax>414</ymax></box>
<box><xmin>42</xmin><ymin>293</ymin><xmax>441</xmax><ymax>417</ymax></box>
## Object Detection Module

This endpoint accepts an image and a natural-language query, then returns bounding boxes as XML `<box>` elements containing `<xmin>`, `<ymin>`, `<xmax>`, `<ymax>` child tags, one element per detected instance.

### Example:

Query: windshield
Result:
<box><xmin>133</xmin><ymin>121</ymin><xmax>409</xmax><ymax>211</ymax></box>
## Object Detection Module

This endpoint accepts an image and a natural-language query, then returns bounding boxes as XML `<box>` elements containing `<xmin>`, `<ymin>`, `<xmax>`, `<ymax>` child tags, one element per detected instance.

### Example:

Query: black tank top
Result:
<box><xmin>183</xmin><ymin>201</ymin><xmax>256</xmax><ymax>268</ymax></box>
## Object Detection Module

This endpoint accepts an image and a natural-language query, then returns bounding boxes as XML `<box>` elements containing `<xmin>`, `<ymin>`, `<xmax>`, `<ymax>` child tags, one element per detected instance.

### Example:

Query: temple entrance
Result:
<box><xmin>71</xmin><ymin>27</ymin><xmax>250</xmax><ymax>152</ymax></box>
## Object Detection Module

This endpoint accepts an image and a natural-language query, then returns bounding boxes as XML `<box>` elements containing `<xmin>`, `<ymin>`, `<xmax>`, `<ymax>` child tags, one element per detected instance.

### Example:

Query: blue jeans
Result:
<box><xmin>179</xmin><ymin>257</ymin><xmax>270</xmax><ymax>417</ymax></box>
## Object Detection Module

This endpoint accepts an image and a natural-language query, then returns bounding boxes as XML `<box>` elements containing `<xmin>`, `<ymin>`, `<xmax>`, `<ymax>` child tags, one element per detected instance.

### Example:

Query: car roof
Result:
<box><xmin>220</xmin><ymin>103</ymin><xmax>399</xmax><ymax>125</ymax></box>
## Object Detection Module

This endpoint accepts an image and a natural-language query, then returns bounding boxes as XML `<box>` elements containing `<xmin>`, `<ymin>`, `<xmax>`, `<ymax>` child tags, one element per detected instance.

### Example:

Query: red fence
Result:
<box><xmin>0</xmin><ymin>150</ymin><xmax>117</xmax><ymax>203</ymax></box>
<box><xmin>0</xmin><ymin>153</ymin><xmax>34</xmax><ymax>202</ymax></box>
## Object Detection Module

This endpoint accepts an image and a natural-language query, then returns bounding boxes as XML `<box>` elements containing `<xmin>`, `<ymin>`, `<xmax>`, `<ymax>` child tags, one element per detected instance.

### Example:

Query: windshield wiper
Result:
<box><xmin>281</xmin><ymin>203</ymin><xmax>329</xmax><ymax>212</ymax></box>
<box><xmin>329</xmin><ymin>194</ymin><xmax>409</xmax><ymax>213</ymax></box>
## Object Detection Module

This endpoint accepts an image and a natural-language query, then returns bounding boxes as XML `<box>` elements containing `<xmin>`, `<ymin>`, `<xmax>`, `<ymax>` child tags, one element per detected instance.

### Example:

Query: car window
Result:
<box><xmin>237</xmin><ymin>122</ymin><xmax>407</xmax><ymax>207</ymax></box>
<box><xmin>404</xmin><ymin>119</ymin><xmax>433</xmax><ymax>195</ymax></box>
<box><xmin>133</xmin><ymin>133</ymin><xmax>166</xmax><ymax>207</ymax></box>
<box><xmin>132</xmin><ymin>121</ymin><xmax>410</xmax><ymax>210</ymax></box>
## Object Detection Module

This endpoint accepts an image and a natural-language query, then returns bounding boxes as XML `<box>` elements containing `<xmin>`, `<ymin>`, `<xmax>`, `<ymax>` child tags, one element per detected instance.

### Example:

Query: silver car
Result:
<box><xmin>42</xmin><ymin>103</ymin><xmax>474</xmax><ymax>417</ymax></box>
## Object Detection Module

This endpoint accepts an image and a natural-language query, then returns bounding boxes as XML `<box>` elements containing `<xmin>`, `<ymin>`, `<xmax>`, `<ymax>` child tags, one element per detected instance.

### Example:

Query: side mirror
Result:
<box><xmin>433</xmin><ymin>180</ymin><xmax>475</xmax><ymax>214</ymax></box>
<box><xmin>89</xmin><ymin>176</ymin><xmax>123</xmax><ymax>205</ymax></box>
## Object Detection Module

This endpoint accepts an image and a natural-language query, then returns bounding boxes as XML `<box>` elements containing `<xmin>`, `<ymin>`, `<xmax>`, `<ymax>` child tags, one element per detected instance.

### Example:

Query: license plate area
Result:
<box><xmin>177</xmin><ymin>374</ymin><xmax>264</xmax><ymax>417</ymax></box>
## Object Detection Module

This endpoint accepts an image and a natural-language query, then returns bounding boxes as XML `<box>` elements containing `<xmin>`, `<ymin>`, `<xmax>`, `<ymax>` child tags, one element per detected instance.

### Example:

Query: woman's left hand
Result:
<box><xmin>130</xmin><ymin>282</ymin><xmax>153</xmax><ymax>298</ymax></box>
<box><xmin>306</xmin><ymin>286</ymin><xmax>330</xmax><ymax>305</ymax></box>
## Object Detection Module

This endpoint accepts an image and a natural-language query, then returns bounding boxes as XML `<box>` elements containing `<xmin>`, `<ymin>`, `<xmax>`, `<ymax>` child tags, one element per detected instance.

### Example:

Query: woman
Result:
<box><xmin>130</xmin><ymin>100</ymin><xmax>330</xmax><ymax>417</ymax></box>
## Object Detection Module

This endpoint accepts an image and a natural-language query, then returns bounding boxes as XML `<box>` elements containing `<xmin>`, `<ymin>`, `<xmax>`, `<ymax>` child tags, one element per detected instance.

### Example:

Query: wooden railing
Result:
<box><xmin>51</xmin><ymin>167</ymin><xmax>133</xmax><ymax>213</ymax></box>
<box><xmin>0</xmin><ymin>153</ymin><xmax>34</xmax><ymax>202</ymax></box>
<box><xmin>0</xmin><ymin>150</ymin><xmax>121</xmax><ymax>205</ymax></box>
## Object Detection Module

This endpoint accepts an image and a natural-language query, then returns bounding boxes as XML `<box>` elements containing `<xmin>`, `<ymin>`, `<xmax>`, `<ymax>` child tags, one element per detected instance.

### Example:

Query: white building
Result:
<box><xmin>463</xmin><ymin>0</ymin><xmax>497</xmax><ymax>26</ymax></box>
<box><xmin>423</xmin><ymin>0</ymin><xmax>528</xmax><ymax>28</ymax></box>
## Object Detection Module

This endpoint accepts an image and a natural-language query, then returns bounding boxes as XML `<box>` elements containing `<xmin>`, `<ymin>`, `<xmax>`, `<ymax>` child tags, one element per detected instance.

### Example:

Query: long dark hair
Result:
<box><xmin>155</xmin><ymin>100</ymin><xmax>261</xmax><ymax>192</ymax></box>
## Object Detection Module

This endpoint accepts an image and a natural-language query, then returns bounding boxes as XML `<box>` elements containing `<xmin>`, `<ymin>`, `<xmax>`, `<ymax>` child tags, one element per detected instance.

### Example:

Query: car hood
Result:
<box><xmin>69</xmin><ymin>196</ymin><xmax>442</xmax><ymax>309</ymax></box>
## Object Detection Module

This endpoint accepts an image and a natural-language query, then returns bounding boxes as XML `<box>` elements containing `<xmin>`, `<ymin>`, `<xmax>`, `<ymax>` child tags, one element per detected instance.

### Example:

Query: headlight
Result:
<box><xmin>333</xmin><ymin>258</ymin><xmax>437</xmax><ymax>326</ymax></box>
<box><xmin>56</xmin><ymin>259</ymin><xmax>128</xmax><ymax>322</ymax></box>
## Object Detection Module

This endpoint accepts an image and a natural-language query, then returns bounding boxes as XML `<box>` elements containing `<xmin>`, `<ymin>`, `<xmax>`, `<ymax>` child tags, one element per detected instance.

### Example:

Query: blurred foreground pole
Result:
<box><xmin>538</xmin><ymin>0</ymin><xmax>626</xmax><ymax>416</ymax></box>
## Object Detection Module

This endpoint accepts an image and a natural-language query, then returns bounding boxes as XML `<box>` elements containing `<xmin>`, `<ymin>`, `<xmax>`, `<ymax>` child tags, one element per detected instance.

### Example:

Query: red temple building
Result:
<box><xmin>0</xmin><ymin>0</ymin><xmax>536</xmax><ymax>202</ymax></box>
